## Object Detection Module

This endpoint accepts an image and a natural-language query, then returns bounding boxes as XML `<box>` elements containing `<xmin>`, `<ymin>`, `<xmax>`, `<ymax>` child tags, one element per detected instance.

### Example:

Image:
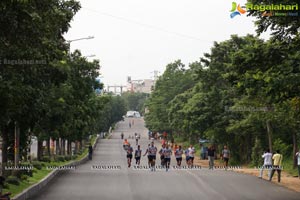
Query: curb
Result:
<box><xmin>12</xmin><ymin>136</ymin><xmax>100</xmax><ymax>200</ymax></box>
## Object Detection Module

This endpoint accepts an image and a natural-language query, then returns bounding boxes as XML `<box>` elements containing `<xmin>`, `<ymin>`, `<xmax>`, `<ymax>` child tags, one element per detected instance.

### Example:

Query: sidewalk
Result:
<box><xmin>193</xmin><ymin>157</ymin><xmax>300</xmax><ymax>192</ymax></box>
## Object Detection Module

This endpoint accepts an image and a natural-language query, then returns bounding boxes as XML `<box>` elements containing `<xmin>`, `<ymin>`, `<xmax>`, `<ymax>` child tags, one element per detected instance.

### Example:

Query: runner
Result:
<box><xmin>135</xmin><ymin>134</ymin><xmax>139</xmax><ymax>145</ymax></box>
<box><xmin>185</xmin><ymin>148</ymin><xmax>190</xmax><ymax>165</ymax></box>
<box><xmin>148</xmin><ymin>131</ymin><xmax>152</xmax><ymax>140</ymax></box>
<box><xmin>144</xmin><ymin>141</ymin><xmax>157</xmax><ymax>171</ymax></box>
<box><xmin>159</xmin><ymin>144</ymin><xmax>166</xmax><ymax>168</ymax></box>
<box><xmin>175</xmin><ymin>145</ymin><xmax>183</xmax><ymax>167</ymax></box>
<box><xmin>121</xmin><ymin>132</ymin><xmax>124</xmax><ymax>139</ymax></box>
<box><xmin>126</xmin><ymin>143</ymin><xmax>133</xmax><ymax>168</ymax></box>
<box><xmin>123</xmin><ymin>139</ymin><xmax>129</xmax><ymax>150</ymax></box>
<box><xmin>143</xmin><ymin>144</ymin><xmax>151</xmax><ymax>168</ymax></box>
<box><xmin>258</xmin><ymin>149</ymin><xmax>272</xmax><ymax>179</ymax></box>
<box><xmin>163</xmin><ymin>144</ymin><xmax>172</xmax><ymax>171</ymax></box>
<box><xmin>188</xmin><ymin>145</ymin><xmax>195</xmax><ymax>167</ymax></box>
<box><xmin>135</xmin><ymin>145</ymin><xmax>142</xmax><ymax>166</ymax></box>
<box><xmin>296</xmin><ymin>149</ymin><xmax>300</xmax><ymax>179</ymax></box>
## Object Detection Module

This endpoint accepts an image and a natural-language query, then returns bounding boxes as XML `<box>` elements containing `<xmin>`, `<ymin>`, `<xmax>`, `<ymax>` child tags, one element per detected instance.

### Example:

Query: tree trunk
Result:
<box><xmin>56</xmin><ymin>139</ymin><xmax>60</xmax><ymax>155</ymax></box>
<box><xmin>46</xmin><ymin>139</ymin><xmax>50</xmax><ymax>157</ymax></box>
<box><xmin>2</xmin><ymin>126</ymin><xmax>9</xmax><ymax>176</ymax></box>
<box><xmin>266</xmin><ymin>120</ymin><xmax>273</xmax><ymax>153</ymax></box>
<box><xmin>62</xmin><ymin>139</ymin><xmax>65</xmax><ymax>155</ymax></box>
<box><xmin>292</xmin><ymin>131</ymin><xmax>297</xmax><ymax>168</ymax></box>
<box><xmin>79</xmin><ymin>140</ymin><xmax>83</xmax><ymax>152</ymax></box>
<box><xmin>37</xmin><ymin>140</ymin><xmax>43</xmax><ymax>161</ymax></box>
<box><xmin>67</xmin><ymin>140</ymin><xmax>71</xmax><ymax>155</ymax></box>
<box><xmin>14</xmin><ymin>122</ymin><xmax>20</xmax><ymax>167</ymax></box>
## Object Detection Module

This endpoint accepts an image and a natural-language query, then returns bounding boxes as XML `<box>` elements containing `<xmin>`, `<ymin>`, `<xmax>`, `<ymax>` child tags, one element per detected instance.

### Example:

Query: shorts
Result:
<box><xmin>186</xmin><ymin>156</ymin><xmax>190</xmax><ymax>161</ymax></box>
<box><xmin>135</xmin><ymin>156</ymin><xmax>141</xmax><ymax>161</ymax></box>
<box><xmin>149</xmin><ymin>155</ymin><xmax>156</xmax><ymax>162</ymax></box>
<box><xmin>176</xmin><ymin>157</ymin><xmax>182</xmax><ymax>162</ymax></box>
<box><xmin>127</xmin><ymin>154</ymin><xmax>133</xmax><ymax>159</ymax></box>
<box><xmin>160</xmin><ymin>155</ymin><xmax>165</xmax><ymax>160</ymax></box>
<box><xmin>223</xmin><ymin>157</ymin><xmax>229</xmax><ymax>162</ymax></box>
<box><xmin>164</xmin><ymin>158</ymin><xmax>171</xmax><ymax>163</ymax></box>
<box><xmin>189</xmin><ymin>157</ymin><xmax>194</xmax><ymax>162</ymax></box>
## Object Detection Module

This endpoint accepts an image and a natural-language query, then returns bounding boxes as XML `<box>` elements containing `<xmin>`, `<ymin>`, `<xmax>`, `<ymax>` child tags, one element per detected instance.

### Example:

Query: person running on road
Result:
<box><xmin>175</xmin><ymin>145</ymin><xmax>183</xmax><ymax>167</ymax></box>
<box><xmin>163</xmin><ymin>144</ymin><xmax>172</xmax><ymax>171</ymax></box>
<box><xmin>144</xmin><ymin>141</ymin><xmax>157</xmax><ymax>171</ymax></box>
<box><xmin>159</xmin><ymin>144</ymin><xmax>166</xmax><ymax>168</ymax></box>
<box><xmin>188</xmin><ymin>145</ymin><xmax>195</xmax><ymax>167</ymax></box>
<box><xmin>143</xmin><ymin>144</ymin><xmax>151</xmax><ymax>167</ymax></box>
<box><xmin>123</xmin><ymin>139</ymin><xmax>129</xmax><ymax>150</ymax></box>
<box><xmin>296</xmin><ymin>149</ymin><xmax>300</xmax><ymax>179</ymax></box>
<box><xmin>185</xmin><ymin>148</ymin><xmax>190</xmax><ymax>165</ymax></box>
<box><xmin>135</xmin><ymin>145</ymin><xmax>142</xmax><ymax>165</ymax></box>
<box><xmin>121</xmin><ymin>132</ymin><xmax>124</xmax><ymax>139</ymax></box>
<box><xmin>135</xmin><ymin>134</ymin><xmax>139</xmax><ymax>145</ymax></box>
<box><xmin>259</xmin><ymin>149</ymin><xmax>272</xmax><ymax>179</ymax></box>
<box><xmin>269</xmin><ymin>150</ymin><xmax>283</xmax><ymax>183</ymax></box>
<box><xmin>126</xmin><ymin>143</ymin><xmax>133</xmax><ymax>168</ymax></box>
<box><xmin>221</xmin><ymin>145</ymin><xmax>230</xmax><ymax>170</ymax></box>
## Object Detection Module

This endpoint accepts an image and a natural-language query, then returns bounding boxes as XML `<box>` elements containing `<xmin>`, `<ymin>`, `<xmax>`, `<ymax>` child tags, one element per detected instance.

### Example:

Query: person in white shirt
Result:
<box><xmin>163</xmin><ymin>145</ymin><xmax>172</xmax><ymax>171</ymax></box>
<box><xmin>188</xmin><ymin>145</ymin><xmax>195</xmax><ymax>166</ymax></box>
<box><xmin>259</xmin><ymin>149</ymin><xmax>273</xmax><ymax>179</ymax></box>
<box><xmin>296</xmin><ymin>150</ymin><xmax>300</xmax><ymax>179</ymax></box>
<box><xmin>175</xmin><ymin>145</ymin><xmax>183</xmax><ymax>167</ymax></box>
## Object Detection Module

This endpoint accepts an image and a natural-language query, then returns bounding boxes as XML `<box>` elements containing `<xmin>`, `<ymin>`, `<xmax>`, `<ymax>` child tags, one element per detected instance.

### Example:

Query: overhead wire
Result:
<box><xmin>82</xmin><ymin>7</ymin><xmax>212</xmax><ymax>43</ymax></box>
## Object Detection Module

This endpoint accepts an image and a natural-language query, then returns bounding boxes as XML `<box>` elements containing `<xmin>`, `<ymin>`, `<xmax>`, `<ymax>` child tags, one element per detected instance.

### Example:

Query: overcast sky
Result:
<box><xmin>65</xmin><ymin>0</ymin><xmax>268</xmax><ymax>86</ymax></box>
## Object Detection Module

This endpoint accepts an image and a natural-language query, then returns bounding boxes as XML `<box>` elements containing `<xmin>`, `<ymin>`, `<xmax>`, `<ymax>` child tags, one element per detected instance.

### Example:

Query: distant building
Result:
<box><xmin>127</xmin><ymin>77</ymin><xmax>155</xmax><ymax>93</ymax></box>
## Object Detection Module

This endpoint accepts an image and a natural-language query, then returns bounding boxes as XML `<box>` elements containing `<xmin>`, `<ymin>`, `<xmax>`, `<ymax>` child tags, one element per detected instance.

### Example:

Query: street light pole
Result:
<box><xmin>67</xmin><ymin>36</ymin><xmax>94</xmax><ymax>43</ymax></box>
<box><xmin>67</xmin><ymin>36</ymin><xmax>95</xmax><ymax>57</ymax></box>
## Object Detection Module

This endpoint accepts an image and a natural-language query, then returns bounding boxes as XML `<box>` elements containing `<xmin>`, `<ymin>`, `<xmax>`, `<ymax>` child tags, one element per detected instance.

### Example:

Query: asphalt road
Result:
<box><xmin>30</xmin><ymin>117</ymin><xmax>300</xmax><ymax>200</ymax></box>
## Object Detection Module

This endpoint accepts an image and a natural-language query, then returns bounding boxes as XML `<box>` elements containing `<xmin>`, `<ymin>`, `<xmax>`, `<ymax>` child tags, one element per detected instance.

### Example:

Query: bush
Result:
<box><xmin>40</xmin><ymin>156</ymin><xmax>51</xmax><ymax>162</ymax></box>
<box><xmin>273</xmin><ymin>138</ymin><xmax>291</xmax><ymax>157</ymax></box>
<box><xmin>32</xmin><ymin>169</ymin><xmax>38</xmax><ymax>174</ymax></box>
<box><xmin>11</xmin><ymin>170</ymin><xmax>22</xmax><ymax>179</ymax></box>
<box><xmin>71</xmin><ymin>155</ymin><xmax>78</xmax><ymax>160</ymax></box>
<box><xmin>251</xmin><ymin>138</ymin><xmax>263</xmax><ymax>167</ymax></box>
<box><xmin>20</xmin><ymin>174</ymin><xmax>28</xmax><ymax>181</ymax></box>
<box><xmin>3</xmin><ymin>182</ymin><xmax>9</xmax><ymax>189</ymax></box>
<box><xmin>6</xmin><ymin>176</ymin><xmax>20</xmax><ymax>185</ymax></box>
<box><xmin>32</xmin><ymin>161</ymin><xmax>42</xmax><ymax>170</ymax></box>
<box><xmin>64</xmin><ymin>156</ymin><xmax>71</xmax><ymax>161</ymax></box>
<box><xmin>55</xmin><ymin>155</ymin><xmax>65</xmax><ymax>162</ymax></box>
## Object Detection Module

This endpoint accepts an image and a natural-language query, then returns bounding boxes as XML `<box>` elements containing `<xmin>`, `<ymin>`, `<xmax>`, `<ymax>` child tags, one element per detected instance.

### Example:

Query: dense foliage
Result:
<box><xmin>145</xmin><ymin>35</ymin><xmax>300</xmax><ymax>165</ymax></box>
<box><xmin>0</xmin><ymin>0</ymin><xmax>126</xmax><ymax>169</ymax></box>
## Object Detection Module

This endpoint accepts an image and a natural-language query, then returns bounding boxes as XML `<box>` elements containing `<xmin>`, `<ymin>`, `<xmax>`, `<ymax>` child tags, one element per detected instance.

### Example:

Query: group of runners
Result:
<box><xmin>122</xmin><ymin>138</ymin><xmax>196</xmax><ymax>171</ymax></box>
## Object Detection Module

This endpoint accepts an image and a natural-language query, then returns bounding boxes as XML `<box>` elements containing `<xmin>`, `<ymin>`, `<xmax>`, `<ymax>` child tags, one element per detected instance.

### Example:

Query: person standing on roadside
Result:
<box><xmin>258</xmin><ymin>149</ymin><xmax>272</xmax><ymax>179</ymax></box>
<box><xmin>296</xmin><ymin>149</ymin><xmax>300</xmax><ymax>179</ymax></box>
<box><xmin>207</xmin><ymin>145</ymin><xmax>216</xmax><ymax>170</ymax></box>
<box><xmin>269</xmin><ymin>150</ymin><xmax>283</xmax><ymax>183</ymax></box>
<box><xmin>221</xmin><ymin>145</ymin><xmax>230</xmax><ymax>169</ymax></box>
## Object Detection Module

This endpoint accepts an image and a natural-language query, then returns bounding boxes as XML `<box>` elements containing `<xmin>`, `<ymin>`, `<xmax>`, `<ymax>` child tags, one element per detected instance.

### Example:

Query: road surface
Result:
<box><xmin>30</xmin><ymin>117</ymin><xmax>300</xmax><ymax>200</ymax></box>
